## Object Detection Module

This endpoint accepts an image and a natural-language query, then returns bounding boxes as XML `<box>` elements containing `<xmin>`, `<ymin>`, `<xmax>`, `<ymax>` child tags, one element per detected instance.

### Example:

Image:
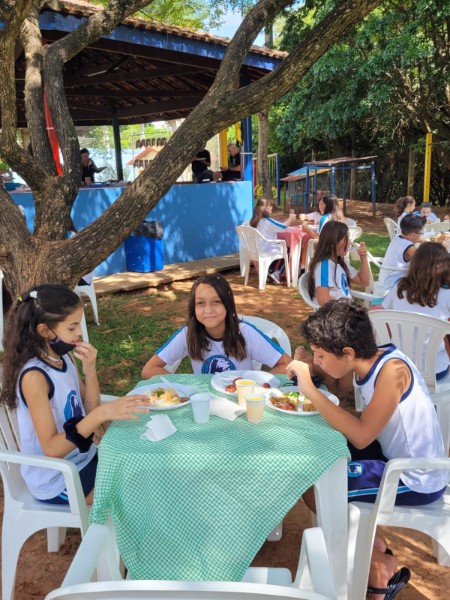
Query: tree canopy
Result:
<box><xmin>0</xmin><ymin>0</ymin><xmax>384</xmax><ymax>296</ymax></box>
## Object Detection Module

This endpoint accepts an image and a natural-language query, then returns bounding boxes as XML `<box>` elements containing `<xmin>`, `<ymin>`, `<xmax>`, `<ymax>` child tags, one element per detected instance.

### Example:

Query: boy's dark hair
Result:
<box><xmin>301</xmin><ymin>299</ymin><xmax>378</xmax><ymax>358</ymax></box>
<box><xmin>80</xmin><ymin>148</ymin><xmax>89</xmax><ymax>155</ymax></box>
<box><xmin>419</xmin><ymin>202</ymin><xmax>431</xmax><ymax>209</ymax></box>
<box><xmin>400</xmin><ymin>213</ymin><xmax>424</xmax><ymax>235</ymax></box>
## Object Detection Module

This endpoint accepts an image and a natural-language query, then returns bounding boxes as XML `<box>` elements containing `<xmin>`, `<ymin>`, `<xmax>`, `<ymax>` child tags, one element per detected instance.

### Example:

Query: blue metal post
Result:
<box><xmin>276</xmin><ymin>154</ymin><xmax>281</xmax><ymax>206</ymax></box>
<box><xmin>305</xmin><ymin>166</ymin><xmax>310</xmax><ymax>212</ymax></box>
<box><xmin>342</xmin><ymin>167</ymin><xmax>347</xmax><ymax>215</ymax></box>
<box><xmin>241</xmin><ymin>116</ymin><xmax>253</xmax><ymax>185</ymax></box>
<box><xmin>331</xmin><ymin>167</ymin><xmax>336</xmax><ymax>195</ymax></box>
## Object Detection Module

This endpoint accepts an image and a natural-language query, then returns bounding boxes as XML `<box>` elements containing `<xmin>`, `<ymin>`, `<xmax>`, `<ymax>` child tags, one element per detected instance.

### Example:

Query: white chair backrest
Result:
<box><xmin>383</xmin><ymin>217</ymin><xmax>400</xmax><ymax>240</ymax></box>
<box><xmin>369</xmin><ymin>310</ymin><xmax>450</xmax><ymax>391</ymax></box>
<box><xmin>235</xmin><ymin>226</ymin><xmax>270</xmax><ymax>260</ymax></box>
<box><xmin>305</xmin><ymin>239</ymin><xmax>318</xmax><ymax>273</ymax></box>
<box><xmin>298</xmin><ymin>273</ymin><xmax>320</xmax><ymax>310</ymax></box>
<box><xmin>423</xmin><ymin>221</ymin><xmax>450</xmax><ymax>233</ymax></box>
<box><xmin>345</xmin><ymin>217</ymin><xmax>357</xmax><ymax>227</ymax></box>
<box><xmin>45</xmin><ymin>524</ymin><xmax>336</xmax><ymax>600</ymax></box>
<box><xmin>239</xmin><ymin>315</ymin><xmax>292</xmax><ymax>358</ymax></box>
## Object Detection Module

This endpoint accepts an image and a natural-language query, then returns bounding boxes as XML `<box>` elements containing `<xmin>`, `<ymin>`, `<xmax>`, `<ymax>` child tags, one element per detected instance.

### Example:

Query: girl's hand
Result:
<box><xmin>302</xmin><ymin>223</ymin><xmax>311</xmax><ymax>233</ymax></box>
<box><xmin>356</xmin><ymin>241</ymin><xmax>368</xmax><ymax>257</ymax></box>
<box><xmin>100</xmin><ymin>395</ymin><xmax>150</xmax><ymax>422</ymax></box>
<box><xmin>73</xmin><ymin>342</ymin><xmax>97</xmax><ymax>375</ymax></box>
<box><xmin>286</xmin><ymin>360</ymin><xmax>315</xmax><ymax>395</ymax></box>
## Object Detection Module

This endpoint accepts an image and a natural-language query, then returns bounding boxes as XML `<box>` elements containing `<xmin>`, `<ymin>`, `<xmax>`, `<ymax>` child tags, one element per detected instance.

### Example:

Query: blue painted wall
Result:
<box><xmin>10</xmin><ymin>182</ymin><xmax>253</xmax><ymax>276</ymax></box>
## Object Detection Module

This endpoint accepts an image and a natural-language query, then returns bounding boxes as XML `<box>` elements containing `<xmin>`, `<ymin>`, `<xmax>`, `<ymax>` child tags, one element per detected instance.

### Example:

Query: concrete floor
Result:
<box><xmin>94</xmin><ymin>253</ymin><xmax>240</xmax><ymax>295</ymax></box>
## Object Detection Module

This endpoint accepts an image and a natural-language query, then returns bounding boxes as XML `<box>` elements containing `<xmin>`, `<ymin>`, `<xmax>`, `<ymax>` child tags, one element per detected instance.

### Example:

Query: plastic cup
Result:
<box><xmin>235</xmin><ymin>379</ymin><xmax>255</xmax><ymax>406</ymax></box>
<box><xmin>300</xmin><ymin>213</ymin><xmax>306</xmax><ymax>221</ymax></box>
<box><xmin>84</xmin><ymin>177</ymin><xmax>92</xmax><ymax>185</ymax></box>
<box><xmin>190</xmin><ymin>393</ymin><xmax>211</xmax><ymax>424</ymax></box>
<box><xmin>349</xmin><ymin>243</ymin><xmax>360</xmax><ymax>260</ymax></box>
<box><xmin>245</xmin><ymin>393</ymin><xmax>266</xmax><ymax>424</ymax></box>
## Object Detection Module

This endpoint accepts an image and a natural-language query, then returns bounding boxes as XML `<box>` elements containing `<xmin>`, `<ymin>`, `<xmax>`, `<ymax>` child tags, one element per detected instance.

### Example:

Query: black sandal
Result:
<box><xmin>367</xmin><ymin>567</ymin><xmax>411</xmax><ymax>599</ymax></box>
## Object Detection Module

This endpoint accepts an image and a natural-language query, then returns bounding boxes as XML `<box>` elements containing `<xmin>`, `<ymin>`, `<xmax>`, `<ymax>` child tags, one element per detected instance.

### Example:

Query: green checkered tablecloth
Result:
<box><xmin>90</xmin><ymin>374</ymin><xmax>349</xmax><ymax>582</ymax></box>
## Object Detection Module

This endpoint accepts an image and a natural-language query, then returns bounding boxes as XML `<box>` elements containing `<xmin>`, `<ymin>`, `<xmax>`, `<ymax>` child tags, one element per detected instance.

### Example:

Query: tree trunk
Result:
<box><xmin>407</xmin><ymin>146</ymin><xmax>415</xmax><ymax>196</ymax></box>
<box><xmin>258</xmin><ymin>109</ymin><xmax>272</xmax><ymax>200</ymax></box>
<box><xmin>0</xmin><ymin>0</ymin><xmax>385</xmax><ymax>298</ymax></box>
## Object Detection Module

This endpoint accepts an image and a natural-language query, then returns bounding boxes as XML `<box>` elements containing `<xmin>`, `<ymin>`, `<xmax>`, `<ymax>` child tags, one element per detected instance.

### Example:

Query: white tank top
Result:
<box><xmin>16</xmin><ymin>355</ymin><xmax>97</xmax><ymax>500</ymax></box>
<box><xmin>354</xmin><ymin>344</ymin><xmax>448</xmax><ymax>493</ymax></box>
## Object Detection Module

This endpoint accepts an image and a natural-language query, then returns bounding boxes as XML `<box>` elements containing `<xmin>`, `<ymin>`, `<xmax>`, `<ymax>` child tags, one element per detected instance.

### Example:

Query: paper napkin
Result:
<box><xmin>210</xmin><ymin>397</ymin><xmax>246</xmax><ymax>421</ymax></box>
<box><xmin>140</xmin><ymin>414</ymin><xmax>177</xmax><ymax>442</ymax></box>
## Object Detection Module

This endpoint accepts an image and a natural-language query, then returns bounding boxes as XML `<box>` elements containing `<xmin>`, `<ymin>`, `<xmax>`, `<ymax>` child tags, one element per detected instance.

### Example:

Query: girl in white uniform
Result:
<box><xmin>308</xmin><ymin>221</ymin><xmax>371</xmax><ymax>305</ymax></box>
<box><xmin>1</xmin><ymin>285</ymin><xmax>149</xmax><ymax>504</ymax></box>
<box><xmin>395</xmin><ymin>195</ymin><xmax>416</xmax><ymax>226</ymax></box>
<box><xmin>142</xmin><ymin>274</ymin><xmax>291</xmax><ymax>378</ymax></box>
<box><xmin>250</xmin><ymin>198</ymin><xmax>295</xmax><ymax>283</ymax></box>
<box><xmin>382</xmin><ymin>242</ymin><xmax>450</xmax><ymax>379</ymax></box>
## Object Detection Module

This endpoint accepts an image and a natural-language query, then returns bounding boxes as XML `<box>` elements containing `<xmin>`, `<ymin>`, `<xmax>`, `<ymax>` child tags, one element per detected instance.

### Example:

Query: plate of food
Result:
<box><xmin>126</xmin><ymin>383</ymin><xmax>196</xmax><ymax>410</ymax></box>
<box><xmin>266</xmin><ymin>386</ymin><xmax>339</xmax><ymax>416</ymax></box>
<box><xmin>210</xmin><ymin>370</ymin><xmax>280</xmax><ymax>396</ymax></box>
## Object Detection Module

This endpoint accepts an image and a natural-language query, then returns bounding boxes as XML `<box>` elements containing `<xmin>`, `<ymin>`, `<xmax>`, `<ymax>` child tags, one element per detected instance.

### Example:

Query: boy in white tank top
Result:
<box><xmin>287</xmin><ymin>299</ymin><xmax>447</xmax><ymax>600</ymax></box>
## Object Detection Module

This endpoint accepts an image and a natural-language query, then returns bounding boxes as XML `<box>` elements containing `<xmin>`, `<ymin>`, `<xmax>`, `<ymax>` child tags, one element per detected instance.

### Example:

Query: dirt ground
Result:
<box><xmin>2</xmin><ymin>200</ymin><xmax>449</xmax><ymax>599</ymax></box>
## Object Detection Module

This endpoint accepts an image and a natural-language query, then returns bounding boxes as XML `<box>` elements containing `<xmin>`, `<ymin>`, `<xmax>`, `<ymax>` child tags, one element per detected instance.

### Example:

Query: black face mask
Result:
<box><xmin>49</xmin><ymin>335</ymin><xmax>76</xmax><ymax>356</ymax></box>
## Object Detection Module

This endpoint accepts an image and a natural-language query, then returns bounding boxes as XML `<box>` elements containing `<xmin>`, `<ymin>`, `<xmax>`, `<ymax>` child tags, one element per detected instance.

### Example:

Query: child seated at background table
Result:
<box><xmin>288</xmin><ymin>299</ymin><xmax>447</xmax><ymax>600</ymax></box>
<box><xmin>395</xmin><ymin>195</ymin><xmax>416</xmax><ymax>226</ymax></box>
<box><xmin>302</xmin><ymin>193</ymin><xmax>345</xmax><ymax>240</ymax></box>
<box><xmin>382</xmin><ymin>242</ymin><xmax>450</xmax><ymax>379</ymax></box>
<box><xmin>308</xmin><ymin>221</ymin><xmax>370</xmax><ymax>305</ymax></box>
<box><xmin>379</xmin><ymin>214</ymin><xmax>424</xmax><ymax>291</ymax></box>
<box><xmin>250</xmin><ymin>198</ymin><xmax>295</xmax><ymax>284</ymax></box>
<box><xmin>414</xmin><ymin>202</ymin><xmax>439</xmax><ymax>223</ymax></box>
<box><xmin>141</xmin><ymin>273</ymin><xmax>291</xmax><ymax>377</ymax></box>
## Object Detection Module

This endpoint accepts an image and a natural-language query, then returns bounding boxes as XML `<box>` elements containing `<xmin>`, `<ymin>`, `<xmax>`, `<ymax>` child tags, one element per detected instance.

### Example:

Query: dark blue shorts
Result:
<box><xmin>347</xmin><ymin>441</ymin><xmax>446</xmax><ymax>506</ymax></box>
<box><xmin>38</xmin><ymin>453</ymin><xmax>98</xmax><ymax>505</ymax></box>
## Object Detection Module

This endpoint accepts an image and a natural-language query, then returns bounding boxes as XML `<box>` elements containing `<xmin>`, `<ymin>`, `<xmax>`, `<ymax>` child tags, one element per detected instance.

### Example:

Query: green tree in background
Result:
<box><xmin>272</xmin><ymin>0</ymin><xmax>450</xmax><ymax>203</ymax></box>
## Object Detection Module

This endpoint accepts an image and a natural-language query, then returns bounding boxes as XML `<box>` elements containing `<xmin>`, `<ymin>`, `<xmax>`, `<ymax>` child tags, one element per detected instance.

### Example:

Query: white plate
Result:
<box><xmin>210</xmin><ymin>370</ymin><xmax>280</xmax><ymax>396</ymax></box>
<box><xmin>126</xmin><ymin>383</ymin><xmax>196</xmax><ymax>410</ymax></box>
<box><xmin>266</xmin><ymin>386</ymin><xmax>339</xmax><ymax>416</ymax></box>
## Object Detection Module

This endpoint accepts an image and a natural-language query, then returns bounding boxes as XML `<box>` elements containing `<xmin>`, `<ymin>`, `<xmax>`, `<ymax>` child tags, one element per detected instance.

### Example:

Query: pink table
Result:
<box><xmin>277</xmin><ymin>227</ymin><xmax>312</xmax><ymax>287</ymax></box>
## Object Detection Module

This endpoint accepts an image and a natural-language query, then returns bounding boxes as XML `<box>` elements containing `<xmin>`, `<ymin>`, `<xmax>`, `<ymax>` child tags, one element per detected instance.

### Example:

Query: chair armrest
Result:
<box><xmin>376</xmin><ymin>457</ymin><xmax>450</xmax><ymax>515</ymax></box>
<box><xmin>293</xmin><ymin>527</ymin><xmax>336</xmax><ymax>597</ymax></box>
<box><xmin>61</xmin><ymin>524</ymin><xmax>122</xmax><ymax>586</ymax></box>
<box><xmin>0</xmin><ymin>449</ymin><xmax>89</xmax><ymax>521</ymax></box>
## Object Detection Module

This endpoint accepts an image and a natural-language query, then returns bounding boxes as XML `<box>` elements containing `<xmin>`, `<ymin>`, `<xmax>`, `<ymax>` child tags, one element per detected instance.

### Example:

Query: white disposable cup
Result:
<box><xmin>349</xmin><ymin>243</ymin><xmax>360</xmax><ymax>260</ymax></box>
<box><xmin>300</xmin><ymin>213</ymin><xmax>306</xmax><ymax>221</ymax></box>
<box><xmin>373</xmin><ymin>281</ymin><xmax>386</xmax><ymax>299</ymax></box>
<box><xmin>245</xmin><ymin>393</ymin><xmax>266</xmax><ymax>424</ymax></box>
<box><xmin>235</xmin><ymin>379</ymin><xmax>255</xmax><ymax>406</ymax></box>
<box><xmin>190</xmin><ymin>393</ymin><xmax>211</xmax><ymax>424</ymax></box>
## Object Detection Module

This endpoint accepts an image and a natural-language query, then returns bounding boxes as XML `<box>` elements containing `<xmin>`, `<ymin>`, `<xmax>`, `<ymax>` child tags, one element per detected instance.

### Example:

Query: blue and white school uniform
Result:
<box><xmin>382</xmin><ymin>284</ymin><xmax>450</xmax><ymax>379</ymax></box>
<box><xmin>318</xmin><ymin>213</ymin><xmax>331</xmax><ymax>233</ymax></box>
<box><xmin>16</xmin><ymin>356</ymin><xmax>97</xmax><ymax>501</ymax></box>
<box><xmin>397</xmin><ymin>211</ymin><xmax>411</xmax><ymax>226</ymax></box>
<box><xmin>255</xmin><ymin>217</ymin><xmax>287</xmax><ymax>258</ymax></box>
<box><xmin>313</xmin><ymin>259</ymin><xmax>357</xmax><ymax>300</ymax></box>
<box><xmin>414</xmin><ymin>210</ymin><xmax>439</xmax><ymax>223</ymax></box>
<box><xmin>156</xmin><ymin>321</ymin><xmax>284</xmax><ymax>374</ymax></box>
<box><xmin>378</xmin><ymin>235</ymin><xmax>413</xmax><ymax>291</ymax></box>
<box><xmin>348</xmin><ymin>344</ymin><xmax>448</xmax><ymax>505</ymax></box>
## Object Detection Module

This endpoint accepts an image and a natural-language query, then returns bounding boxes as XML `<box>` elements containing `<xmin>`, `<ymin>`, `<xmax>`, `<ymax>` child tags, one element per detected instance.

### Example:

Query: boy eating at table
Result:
<box><xmin>287</xmin><ymin>299</ymin><xmax>447</xmax><ymax>600</ymax></box>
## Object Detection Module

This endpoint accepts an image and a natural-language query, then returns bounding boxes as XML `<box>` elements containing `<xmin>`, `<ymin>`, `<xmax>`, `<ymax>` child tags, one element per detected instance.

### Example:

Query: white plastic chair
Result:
<box><xmin>348</xmin><ymin>457</ymin><xmax>450</xmax><ymax>599</ymax></box>
<box><xmin>369</xmin><ymin>310</ymin><xmax>450</xmax><ymax>453</ymax></box>
<box><xmin>304</xmin><ymin>239</ymin><xmax>318</xmax><ymax>273</ymax></box>
<box><xmin>236</xmin><ymin>225</ymin><xmax>291</xmax><ymax>290</ymax></box>
<box><xmin>239</xmin><ymin>315</ymin><xmax>292</xmax><ymax>362</ymax></box>
<box><xmin>0</xmin><ymin>405</ymin><xmax>90</xmax><ymax>600</ymax></box>
<box><xmin>236</xmin><ymin>220</ymin><xmax>250</xmax><ymax>277</ymax></box>
<box><xmin>345</xmin><ymin>217</ymin><xmax>357</xmax><ymax>227</ymax></box>
<box><xmin>45</xmin><ymin>523</ymin><xmax>337</xmax><ymax>600</ymax></box>
<box><xmin>383</xmin><ymin>217</ymin><xmax>400</xmax><ymax>240</ymax></box>
<box><xmin>74</xmin><ymin>281</ymin><xmax>99</xmax><ymax>325</ymax></box>
<box><xmin>298</xmin><ymin>273</ymin><xmax>320</xmax><ymax>310</ymax></box>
